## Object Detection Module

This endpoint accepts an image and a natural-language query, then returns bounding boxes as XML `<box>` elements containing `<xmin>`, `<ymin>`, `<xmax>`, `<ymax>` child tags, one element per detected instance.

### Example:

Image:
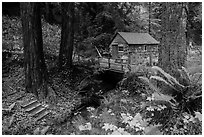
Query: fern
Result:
<box><xmin>180</xmin><ymin>66</ymin><xmax>191</xmax><ymax>84</ymax></box>
<box><xmin>150</xmin><ymin>76</ymin><xmax>177</xmax><ymax>91</ymax></box>
<box><xmin>151</xmin><ymin>66</ymin><xmax>185</xmax><ymax>90</ymax></box>
<box><xmin>138</xmin><ymin>76</ymin><xmax>159</xmax><ymax>94</ymax></box>
<box><xmin>141</xmin><ymin>66</ymin><xmax>202</xmax><ymax>115</ymax></box>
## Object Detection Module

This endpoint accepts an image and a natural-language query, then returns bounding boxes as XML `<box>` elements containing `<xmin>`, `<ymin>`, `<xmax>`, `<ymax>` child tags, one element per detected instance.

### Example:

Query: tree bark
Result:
<box><xmin>59</xmin><ymin>2</ymin><xmax>75</xmax><ymax>68</ymax></box>
<box><xmin>21</xmin><ymin>3</ymin><xmax>48</xmax><ymax>99</ymax></box>
<box><xmin>158</xmin><ymin>2</ymin><xmax>187</xmax><ymax>76</ymax></box>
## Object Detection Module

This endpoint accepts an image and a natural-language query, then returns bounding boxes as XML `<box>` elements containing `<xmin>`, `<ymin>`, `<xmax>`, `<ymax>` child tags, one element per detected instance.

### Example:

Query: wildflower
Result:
<box><xmin>184</xmin><ymin>114</ymin><xmax>190</xmax><ymax>119</ymax></box>
<box><xmin>121</xmin><ymin>113</ymin><xmax>133</xmax><ymax>123</ymax></box>
<box><xmin>87</xmin><ymin>107</ymin><xmax>95</xmax><ymax>112</ymax></box>
<box><xmin>122</xmin><ymin>90</ymin><xmax>128</xmax><ymax>93</ymax></box>
<box><xmin>107</xmin><ymin>109</ymin><xmax>112</xmax><ymax>113</ymax></box>
<box><xmin>70</xmin><ymin>132</ymin><xmax>75</xmax><ymax>135</ymax></box>
<box><xmin>90</xmin><ymin>115</ymin><xmax>98</xmax><ymax>119</ymax></box>
<box><xmin>141</xmin><ymin>93</ymin><xmax>146</xmax><ymax>97</ymax></box>
<box><xmin>110</xmin><ymin>113</ymin><xmax>115</xmax><ymax>116</ymax></box>
<box><xmin>78</xmin><ymin>122</ymin><xmax>92</xmax><ymax>131</ymax></box>
<box><xmin>146</xmin><ymin>97</ymin><xmax>152</xmax><ymax>101</ymax></box>
<box><xmin>102</xmin><ymin>123</ymin><xmax>117</xmax><ymax>131</ymax></box>
<box><xmin>189</xmin><ymin>116</ymin><xmax>195</xmax><ymax>123</ymax></box>
<box><xmin>146</xmin><ymin>106</ymin><xmax>154</xmax><ymax>111</ymax></box>
<box><xmin>156</xmin><ymin>107</ymin><xmax>161</xmax><ymax>111</ymax></box>
<box><xmin>122</xmin><ymin>90</ymin><xmax>129</xmax><ymax>95</ymax></box>
<box><xmin>147</xmin><ymin>94</ymin><xmax>155</xmax><ymax>101</ymax></box>
<box><xmin>160</xmin><ymin>105</ymin><xmax>167</xmax><ymax>109</ymax></box>
<box><xmin>121</xmin><ymin>99</ymin><xmax>127</xmax><ymax>103</ymax></box>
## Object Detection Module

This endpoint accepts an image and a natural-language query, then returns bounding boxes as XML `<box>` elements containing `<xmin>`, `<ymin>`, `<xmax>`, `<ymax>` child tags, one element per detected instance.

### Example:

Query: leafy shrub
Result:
<box><xmin>120</xmin><ymin>72</ymin><xmax>147</xmax><ymax>95</ymax></box>
<box><xmin>139</xmin><ymin>66</ymin><xmax>202</xmax><ymax>134</ymax></box>
<box><xmin>139</xmin><ymin>66</ymin><xmax>202</xmax><ymax>115</ymax></box>
<box><xmin>2</xmin><ymin>16</ymin><xmax>23</xmax><ymax>51</ymax></box>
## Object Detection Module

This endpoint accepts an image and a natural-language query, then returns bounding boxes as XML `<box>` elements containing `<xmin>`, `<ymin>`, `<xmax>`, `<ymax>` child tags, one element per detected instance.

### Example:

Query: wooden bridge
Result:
<box><xmin>98</xmin><ymin>57</ymin><xmax>132</xmax><ymax>73</ymax></box>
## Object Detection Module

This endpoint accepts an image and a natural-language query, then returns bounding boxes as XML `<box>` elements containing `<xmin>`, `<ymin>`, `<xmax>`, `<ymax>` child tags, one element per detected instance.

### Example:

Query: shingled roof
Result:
<box><xmin>117</xmin><ymin>32</ymin><xmax>159</xmax><ymax>45</ymax></box>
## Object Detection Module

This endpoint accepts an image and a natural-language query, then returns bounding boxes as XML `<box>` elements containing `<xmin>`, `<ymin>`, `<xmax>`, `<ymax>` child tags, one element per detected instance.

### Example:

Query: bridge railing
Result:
<box><xmin>98</xmin><ymin>57</ymin><xmax>130</xmax><ymax>72</ymax></box>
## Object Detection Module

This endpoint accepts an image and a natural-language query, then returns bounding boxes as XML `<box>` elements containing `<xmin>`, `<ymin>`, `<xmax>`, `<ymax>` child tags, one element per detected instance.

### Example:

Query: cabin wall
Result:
<box><xmin>109</xmin><ymin>34</ymin><xmax>128</xmax><ymax>59</ymax></box>
<box><xmin>129</xmin><ymin>44</ymin><xmax>159</xmax><ymax>65</ymax></box>
<box><xmin>109</xmin><ymin>34</ymin><xmax>159</xmax><ymax>65</ymax></box>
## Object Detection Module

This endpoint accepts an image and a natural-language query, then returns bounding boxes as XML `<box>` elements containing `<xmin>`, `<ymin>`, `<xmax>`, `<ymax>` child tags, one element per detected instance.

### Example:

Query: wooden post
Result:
<box><xmin>98</xmin><ymin>57</ymin><xmax>100</xmax><ymax>67</ymax></box>
<box><xmin>149</xmin><ymin>49</ymin><xmax>153</xmax><ymax>66</ymax></box>
<box><xmin>121</xmin><ymin>59</ymin><xmax>123</xmax><ymax>71</ymax></box>
<box><xmin>78</xmin><ymin>54</ymin><xmax>80</xmax><ymax>62</ymax></box>
<box><xmin>108</xmin><ymin>57</ymin><xmax>110</xmax><ymax>68</ymax></box>
<box><xmin>128</xmin><ymin>51</ymin><xmax>131</xmax><ymax>72</ymax></box>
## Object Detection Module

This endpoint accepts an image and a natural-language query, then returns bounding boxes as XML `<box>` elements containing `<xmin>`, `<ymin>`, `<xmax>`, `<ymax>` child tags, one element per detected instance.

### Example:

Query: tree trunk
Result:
<box><xmin>58</xmin><ymin>2</ymin><xmax>75</xmax><ymax>68</ymax></box>
<box><xmin>158</xmin><ymin>2</ymin><xmax>187</xmax><ymax>76</ymax></box>
<box><xmin>45</xmin><ymin>2</ymin><xmax>52</xmax><ymax>23</ymax></box>
<box><xmin>21</xmin><ymin>3</ymin><xmax>48</xmax><ymax>99</ymax></box>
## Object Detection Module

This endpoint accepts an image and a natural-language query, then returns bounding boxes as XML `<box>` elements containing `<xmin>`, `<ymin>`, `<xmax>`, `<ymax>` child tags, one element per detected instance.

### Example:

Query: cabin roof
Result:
<box><xmin>116</xmin><ymin>32</ymin><xmax>160</xmax><ymax>45</ymax></box>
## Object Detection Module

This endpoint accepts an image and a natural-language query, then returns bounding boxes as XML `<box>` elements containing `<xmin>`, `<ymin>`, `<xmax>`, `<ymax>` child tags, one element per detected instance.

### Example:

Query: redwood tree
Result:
<box><xmin>158</xmin><ymin>2</ymin><xmax>187</xmax><ymax>75</ymax></box>
<box><xmin>58</xmin><ymin>2</ymin><xmax>75</xmax><ymax>68</ymax></box>
<box><xmin>21</xmin><ymin>3</ymin><xmax>48</xmax><ymax>98</ymax></box>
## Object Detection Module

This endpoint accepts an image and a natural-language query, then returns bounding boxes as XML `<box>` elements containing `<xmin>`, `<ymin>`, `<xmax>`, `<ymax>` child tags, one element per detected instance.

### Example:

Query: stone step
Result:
<box><xmin>31</xmin><ymin>107</ymin><xmax>47</xmax><ymax>117</ymax></box>
<box><xmin>2</xmin><ymin>91</ymin><xmax>18</xmax><ymax>99</ymax></box>
<box><xmin>21</xmin><ymin>100</ymin><xmax>38</xmax><ymax>109</ymax></box>
<box><xmin>25</xmin><ymin>103</ymin><xmax>41</xmax><ymax>112</ymax></box>
<box><xmin>35</xmin><ymin>111</ymin><xmax>50</xmax><ymax>122</ymax></box>
<box><xmin>15</xmin><ymin>94</ymin><xmax>25</xmax><ymax>101</ymax></box>
<box><xmin>29</xmin><ymin>105</ymin><xmax>45</xmax><ymax>116</ymax></box>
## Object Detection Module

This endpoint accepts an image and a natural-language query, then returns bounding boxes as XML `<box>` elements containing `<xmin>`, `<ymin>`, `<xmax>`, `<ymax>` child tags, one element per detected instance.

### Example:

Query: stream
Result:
<box><xmin>73</xmin><ymin>70</ymin><xmax>125</xmax><ymax>120</ymax></box>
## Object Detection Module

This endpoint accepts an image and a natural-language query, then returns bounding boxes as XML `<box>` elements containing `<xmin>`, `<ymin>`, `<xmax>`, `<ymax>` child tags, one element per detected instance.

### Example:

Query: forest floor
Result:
<box><xmin>2</xmin><ymin>16</ymin><xmax>202</xmax><ymax>135</ymax></box>
<box><xmin>2</xmin><ymin>49</ymin><xmax>202</xmax><ymax>135</ymax></box>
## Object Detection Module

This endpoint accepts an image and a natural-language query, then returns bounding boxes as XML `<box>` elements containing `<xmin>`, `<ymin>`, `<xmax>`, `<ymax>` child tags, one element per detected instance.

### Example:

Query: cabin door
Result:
<box><xmin>112</xmin><ymin>44</ymin><xmax>118</xmax><ymax>59</ymax></box>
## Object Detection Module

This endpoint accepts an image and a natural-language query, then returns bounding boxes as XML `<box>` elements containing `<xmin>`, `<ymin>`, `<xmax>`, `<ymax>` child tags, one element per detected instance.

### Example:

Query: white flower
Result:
<box><xmin>122</xmin><ymin>90</ymin><xmax>128</xmax><ymax>94</ymax></box>
<box><xmin>189</xmin><ymin>116</ymin><xmax>195</xmax><ymax>122</ymax></box>
<box><xmin>110</xmin><ymin>113</ymin><xmax>115</xmax><ymax>116</ymax></box>
<box><xmin>107</xmin><ymin>109</ymin><xmax>112</xmax><ymax>113</ymax></box>
<box><xmin>160</xmin><ymin>105</ymin><xmax>167</xmax><ymax>109</ymax></box>
<box><xmin>121</xmin><ymin>99</ymin><xmax>127</xmax><ymax>103</ymax></box>
<box><xmin>117</xmin><ymin>127</ymin><xmax>125</xmax><ymax>132</ymax></box>
<box><xmin>78</xmin><ymin>122</ymin><xmax>92</xmax><ymax>131</ymax></box>
<box><xmin>147</xmin><ymin>94</ymin><xmax>155</xmax><ymax>101</ymax></box>
<box><xmin>183</xmin><ymin>118</ymin><xmax>189</xmax><ymax>123</ymax></box>
<box><xmin>87</xmin><ymin>107</ymin><xmax>95</xmax><ymax>112</ymax></box>
<box><xmin>121</xmin><ymin>113</ymin><xmax>133</xmax><ymax>123</ymax></box>
<box><xmin>156</xmin><ymin>107</ymin><xmax>162</xmax><ymax>111</ymax></box>
<box><xmin>146</xmin><ymin>97</ymin><xmax>152</xmax><ymax>101</ymax></box>
<box><xmin>90</xmin><ymin>115</ymin><xmax>98</xmax><ymax>118</ymax></box>
<box><xmin>152</xmin><ymin>94</ymin><xmax>155</xmax><ymax>99</ymax></box>
<box><xmin>135</xmin><ymin>127</ymin><xmax>140</xmax><ymax>132</ymax></box>
<box><xmin>146</xmin><ymin>106</ymin><xmax>154</xmax><ymax>111</ymax></box>
<box><xmin>102</xmin><ymin>123</ymin><xmax>117</xmax><ymax>131</ymax></box>
<box><xmin>157</xmin><ymin>105</ymin><xmax>167</xmax><ymax>110</ymax></box>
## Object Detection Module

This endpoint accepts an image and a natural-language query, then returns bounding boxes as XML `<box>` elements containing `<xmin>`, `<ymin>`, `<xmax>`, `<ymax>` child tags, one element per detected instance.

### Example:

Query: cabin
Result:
<box><xmin>109</xmin><ymin>32</ymin><xmax>159</xmax><ymax>65</ymax></box>
<box><xmin>98</xmin><ymin>32</ymin><xmax>160</xmax><ymax>73</ymax></box>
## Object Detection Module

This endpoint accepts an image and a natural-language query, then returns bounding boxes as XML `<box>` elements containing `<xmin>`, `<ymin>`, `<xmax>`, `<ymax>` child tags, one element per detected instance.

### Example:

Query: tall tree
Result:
<box><xmin>58</xmin><ymin>2</ymin><xmax>75</xmax><ymax>68</ymax></box>
<box><xmin>21</xmin><ymin>3</ymin><xmax>48</xmax><ymax>98</ymax></box>
<box><xmin>158</xmin><ymin>2</ymin><xmax>187</xmax><ymax>75</ymax></box>
<box><xmin>185</xmin><ymin>2</ymin><xmax>202</xmax><ymax>46</ymax></box>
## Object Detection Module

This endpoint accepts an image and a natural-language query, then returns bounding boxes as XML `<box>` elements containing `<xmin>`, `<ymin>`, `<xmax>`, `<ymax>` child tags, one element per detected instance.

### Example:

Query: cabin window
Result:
<box><xmin>144</xmin><ymin>45</ymin><xmax>147</xmax><ymax>51</ymax></box>
<box><xmin>118</xmin><ymin>44</ymin><xmax>124</xmax><ymax>52</ymax></box>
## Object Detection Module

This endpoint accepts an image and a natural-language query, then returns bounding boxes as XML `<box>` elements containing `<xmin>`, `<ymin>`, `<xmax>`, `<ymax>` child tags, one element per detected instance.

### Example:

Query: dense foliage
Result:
<box><xmin>2</xmin><ymin>2</ymin><xmax>202</xmax><ymax>135</ymax></box>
